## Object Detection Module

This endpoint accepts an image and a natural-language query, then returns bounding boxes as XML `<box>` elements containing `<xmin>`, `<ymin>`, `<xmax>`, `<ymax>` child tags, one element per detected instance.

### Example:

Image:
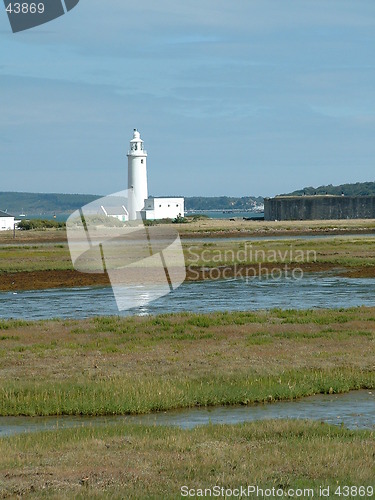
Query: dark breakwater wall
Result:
<box><xmin>264</xmin><ymin>196</ymin><xmax>375</xmax><ymax>221</ymax></box>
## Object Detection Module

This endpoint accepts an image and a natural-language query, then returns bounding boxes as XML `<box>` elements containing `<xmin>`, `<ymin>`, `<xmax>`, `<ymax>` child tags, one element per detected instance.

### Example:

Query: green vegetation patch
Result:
<box><xmin>0</xmin><ymin>420</ymin><xmax>374</xmax><ymax>498</ymax></box>
<box><xmin>0</xmin><ymin>368</ymin><xmax>373</xmax><ymax>417</ymax></box>
<box><xmin>18</xmin><ymin>219</ymin><xmax>65</xmax><ymax>230</ymax></box>
<box><xmin>0</xmin><ymin>307</ymin><xmax>374</xmax><ymax>416</ymax></box>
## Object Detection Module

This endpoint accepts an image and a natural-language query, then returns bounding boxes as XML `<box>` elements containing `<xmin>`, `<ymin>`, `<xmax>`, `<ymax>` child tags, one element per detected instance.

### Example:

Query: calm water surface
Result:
<box><xmin>1</xmin><ymin>274</ymin><xmax>374</xmax><ymax>320</ymax></box>
<box><xmin>0</xmin><ymin>391</ymin><xmax>373</xmax><ymax>438</ymax></box>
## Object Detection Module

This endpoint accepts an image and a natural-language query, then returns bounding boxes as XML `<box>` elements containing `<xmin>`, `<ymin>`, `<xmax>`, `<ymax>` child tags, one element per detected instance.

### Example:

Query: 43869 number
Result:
<box><xmin>6</xmin><ymin>3</ymin><xmax>45</xmax><ymax>14</ymax></box>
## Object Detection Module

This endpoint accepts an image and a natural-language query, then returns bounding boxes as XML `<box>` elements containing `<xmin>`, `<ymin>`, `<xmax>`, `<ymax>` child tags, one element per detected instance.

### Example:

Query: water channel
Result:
<box><xmin>0</xmin><ymin>391</ymin><xmax>373</xmax><ymax>438</ymax></box>
<box><xmin>1</xmin><ymin>274</ymin><xmax>374</xmax><ymax>320</ymax></box>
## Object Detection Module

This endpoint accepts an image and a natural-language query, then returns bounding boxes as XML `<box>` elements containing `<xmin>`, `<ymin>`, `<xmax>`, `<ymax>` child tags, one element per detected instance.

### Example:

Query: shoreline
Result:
<box><xmin>0</xmin><ymin>386</ymin><xmax>372</xmax><ymax>419</ymax></box>
<box><xmin>180</xmin><ymin>227</ymin><xmax>375</xmax><ymax>239</ymax></box>
<box><xmin>1</xmin><ymin>227</ymin><xmax>375</xmax><ymax>245</ymax></box>
<box><xmin>1</xmin><ymin>262</ymin><xmax>375</xmax><ymax>293</ymax></box>
<box><xmin>1</xmin><ymin>218</ymin><xmax>375</xmax><ymax>245</ymax></box>
<box><xmin>1</xmin><ymin>220</ymin><xmax>374</xmax><ymax>292</ymax></box>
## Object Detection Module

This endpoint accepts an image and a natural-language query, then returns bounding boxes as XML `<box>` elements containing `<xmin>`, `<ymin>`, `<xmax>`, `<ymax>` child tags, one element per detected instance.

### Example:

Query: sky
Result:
<box><xmin>0</xmin><ymin>0</ymin><xmax>374</xmax><ymax>198</ymax></box>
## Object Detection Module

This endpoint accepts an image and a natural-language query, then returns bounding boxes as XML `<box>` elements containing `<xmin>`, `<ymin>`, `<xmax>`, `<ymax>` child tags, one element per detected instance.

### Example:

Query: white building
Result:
<box><xmin>0</xmin><ymin>211</ymin><xmax>17</xmax><ymax>231</ymax></box>
<box><xmin>100</xmin><ymin>205</ymin><xmax>129</xmax><ymax>222</ymax></box>
<box><xmin>127</xmin><ymin>129</ymin><xmax>184</xmax><ymax>221</ymax></box>
<box><xmin>142</xmin><ymin>197</ymin><xmax>184</xmax><ymax>220</ymax></box>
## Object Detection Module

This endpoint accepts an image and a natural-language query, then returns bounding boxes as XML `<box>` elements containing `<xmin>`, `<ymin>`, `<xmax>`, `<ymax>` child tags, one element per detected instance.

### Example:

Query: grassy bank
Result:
<box><xmin>1</xmin><ymin>218</ymin><xmax>375</xmax><ymax>245</ymax></box>
<box><xmin>0</xmin><ymin>308</ymin><xmax>374</xmax><ymax>416</ymax></box>
<box><xmin>0</xmin><ymin>420</ymin><xmax>374</xmax><ymax>498</ymax></box>
<box><xmin>6</xmin><ymin>236</ymin><xmax>375</xmax><ymax>274</ymax></box>
<box><xmin>0</xmin><ymin>235</ymin><xmax>374</xmax><ymax>291</ymax></box>
<box><xmin>184</xmin><ymin>236</ymin><xmax>375</xmax><ymax>270</ymax></box>
<box><xmin>0</xmin><ymin>243</ymin><xmax>72</xmax><ymax>273</ymax></box>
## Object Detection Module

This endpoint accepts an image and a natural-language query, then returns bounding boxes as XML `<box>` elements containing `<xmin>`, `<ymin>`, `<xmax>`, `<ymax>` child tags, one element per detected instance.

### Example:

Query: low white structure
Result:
<box><xmin>142</xmin><ymin>197</ymin><xmax>184</xmax><ymax>220</ymax></box>
<box><xmin>126</xmin><ymin>129</ymin><xmax>184</xmax><ymax>221</ymax></box>
<box><xmin>0</xmin><ymin>211</ymin><xmax>17</xmax><ymax>231</ymax></box>
<box><xmin>100</xmin><ymin>205</ymin><xmax>129</xmax><ymax>222</ymax></box>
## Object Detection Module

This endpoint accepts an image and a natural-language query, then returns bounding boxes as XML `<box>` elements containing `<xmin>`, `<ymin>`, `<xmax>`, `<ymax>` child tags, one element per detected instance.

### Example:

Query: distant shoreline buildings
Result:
<box><xmin>0</xmin><ymin>210</ymin><xmax>18</xmax><ymax>231</ymax></box>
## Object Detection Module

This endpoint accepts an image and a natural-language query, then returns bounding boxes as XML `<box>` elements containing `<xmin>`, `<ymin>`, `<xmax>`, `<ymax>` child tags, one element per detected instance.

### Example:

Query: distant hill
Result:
<box><xmin>281</xmin><ymin>181</ymin><xmax>375</xmax><ymax>197</ymax></box>
<box><xmin>0</xmin><ymin>192</ymin><xmax>101</xmax><ymax>215</ymax></box>
<box><xmin>0</xmin><ymin>192</ymin><xmax>264</xmax><ymax>216</ymax></box>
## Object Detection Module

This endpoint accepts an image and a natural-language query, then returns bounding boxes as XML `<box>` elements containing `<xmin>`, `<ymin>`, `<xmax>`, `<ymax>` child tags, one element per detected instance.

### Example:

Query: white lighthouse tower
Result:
<box><xmin>127</xmin><ymin>129</ymin><xmax>148</xmax><ymax>220</ymax></box>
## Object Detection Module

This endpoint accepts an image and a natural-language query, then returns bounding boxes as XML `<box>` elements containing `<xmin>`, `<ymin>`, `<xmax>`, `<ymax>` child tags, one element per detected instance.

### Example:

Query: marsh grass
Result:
<box><xmin>1</xmin><ymin>235</ymin><xmax>375</xmax><ymax>275</ymax></box>
<box><xmin>0</xmin><ymin>368</ymin><xmax>374</xmax><ymax>416</ymax></box>
<box><xmin>0</xmin><ymin>420</ymin><xmax>374</xmax><ymax>498</ymax></box>
<box><xmin>0</xmin><ymin>244</ymin><xmax>72</xmax><ymax>272</ymax></box>
<box><xmin>184</xmin><ymin>237</ymin><xmax>375</xmax><ymax>269</ymax></box>
<box><xmin>0</xmin><ymin>319</ymin><xmax>31</xmax><ymax>330</ymax></box>
<box><xmin>0</xmin><ymin>307</ymin><xmax>374</xmax><ymax>497</ymax></box>
<box><xmin>0</xmin><ymin>308</ymin><xmax>374</xmax><ymax>416</ymax></box>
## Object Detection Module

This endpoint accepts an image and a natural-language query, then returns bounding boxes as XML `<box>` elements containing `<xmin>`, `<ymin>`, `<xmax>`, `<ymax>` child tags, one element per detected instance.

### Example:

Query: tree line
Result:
<box><xmin>282</xmin><ymin>181</ymin><xmax>375</xmax><ymax>197</ymax></box>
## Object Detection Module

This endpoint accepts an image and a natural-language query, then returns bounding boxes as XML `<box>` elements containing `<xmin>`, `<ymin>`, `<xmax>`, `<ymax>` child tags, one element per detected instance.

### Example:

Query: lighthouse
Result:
<box><xmin>126</xmin><ymin>128</ymin><xmax>184</xmax><ymax>221</ymax></box>
<box><xmin>127</xmin><ymin>129</ymin><xmax>148</xmax><ymax>220</ymax></box>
